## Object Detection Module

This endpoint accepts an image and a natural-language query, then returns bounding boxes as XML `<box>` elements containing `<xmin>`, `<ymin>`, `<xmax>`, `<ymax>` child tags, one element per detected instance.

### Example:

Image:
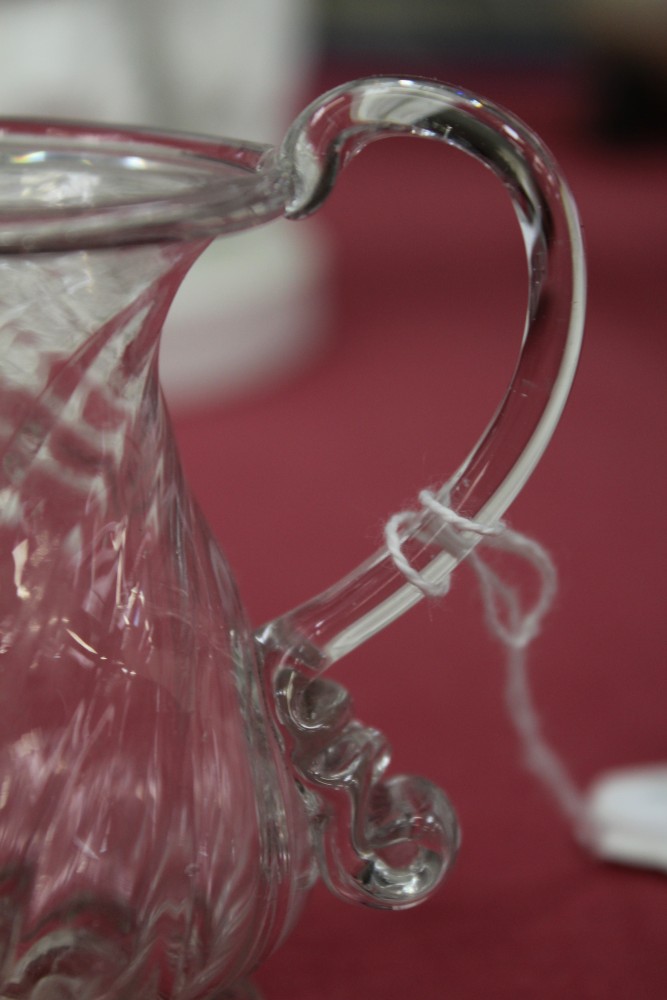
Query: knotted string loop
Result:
<box><xmin>384</xmin><ymin>488</ymin><xmax>589</xmax><ymax>839</ymax></box>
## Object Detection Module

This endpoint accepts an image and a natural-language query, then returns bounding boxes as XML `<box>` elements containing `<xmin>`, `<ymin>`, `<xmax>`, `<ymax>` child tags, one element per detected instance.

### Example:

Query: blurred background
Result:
<box><xmin>1</xmin><ymin>0</ymin><xmax>665</xmax><ymax>405</ymax></box>
<box><xmin>0</xmin><ymin>2</ymin><xmax>665</xmax><ymax>998</ymax></box>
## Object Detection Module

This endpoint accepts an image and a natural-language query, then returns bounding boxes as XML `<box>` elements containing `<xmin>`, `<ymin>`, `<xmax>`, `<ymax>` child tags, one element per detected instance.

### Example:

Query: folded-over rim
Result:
<box><xmin>0</xmin><ymin>118</ymin><xmax>288</xmax><ymax>251</ymax></box>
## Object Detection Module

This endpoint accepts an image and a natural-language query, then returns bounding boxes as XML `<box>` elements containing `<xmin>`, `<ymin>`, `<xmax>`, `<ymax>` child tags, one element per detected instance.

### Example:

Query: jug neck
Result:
<box><xmin>0</xmin><ymin>118</ymin><xmax>292</xmax><ymax>537</ymax></box>
<box><xmin>0</xmin><ymin>242</ymin><xmax>202</xmax><ymax>536</ymax></box>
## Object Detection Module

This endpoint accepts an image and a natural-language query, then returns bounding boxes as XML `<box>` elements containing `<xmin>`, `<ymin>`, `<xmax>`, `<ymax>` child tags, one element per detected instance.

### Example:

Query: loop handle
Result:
<box><xmin>257</xmin><ymin>77</ymin><xmax>585</xmax><ymax>909</ymax></box>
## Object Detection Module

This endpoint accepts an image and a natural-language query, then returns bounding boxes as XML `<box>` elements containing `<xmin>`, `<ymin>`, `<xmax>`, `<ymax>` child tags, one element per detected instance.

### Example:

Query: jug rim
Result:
<box><xmin>0</xmin><ymin>118</ymin><xmax>288</xmax><ymax>252</ymax></box>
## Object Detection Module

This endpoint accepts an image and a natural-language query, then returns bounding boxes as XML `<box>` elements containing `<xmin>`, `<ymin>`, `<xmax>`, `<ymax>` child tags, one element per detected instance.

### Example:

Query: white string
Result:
<box><xmin>385</xmin><ymin>488</ymin><xmax>590</xmax><ymax>841</ymax></box>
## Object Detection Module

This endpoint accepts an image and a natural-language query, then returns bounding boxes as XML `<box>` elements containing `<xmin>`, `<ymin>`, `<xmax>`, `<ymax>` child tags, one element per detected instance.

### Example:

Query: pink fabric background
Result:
<box><xmin>173</xmin><ymin>66</ymin><xmax>666</xmax><ymax>1000</ymax></box>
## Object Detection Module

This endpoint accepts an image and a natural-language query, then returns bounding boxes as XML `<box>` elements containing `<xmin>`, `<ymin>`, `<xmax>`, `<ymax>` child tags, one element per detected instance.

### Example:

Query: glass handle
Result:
<box><xmin>256</xmin><ymin>77</ymin><xmax>585</xmax><ymax>908</ymax></box>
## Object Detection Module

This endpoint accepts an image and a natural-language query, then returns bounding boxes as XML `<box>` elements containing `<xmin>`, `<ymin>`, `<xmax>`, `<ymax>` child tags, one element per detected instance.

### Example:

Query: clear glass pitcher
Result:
<box><xmin>0</xmin><ymin>78</ymin><xmax>584</xmax><ymax>999</ymax></box>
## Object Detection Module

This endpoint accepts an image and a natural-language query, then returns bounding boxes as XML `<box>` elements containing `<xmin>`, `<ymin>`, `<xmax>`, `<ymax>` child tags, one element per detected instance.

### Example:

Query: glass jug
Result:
<box><xmin>0</xmin><ymin>78</ymin><xmax>584</xmax><ymax>999</ymax></box>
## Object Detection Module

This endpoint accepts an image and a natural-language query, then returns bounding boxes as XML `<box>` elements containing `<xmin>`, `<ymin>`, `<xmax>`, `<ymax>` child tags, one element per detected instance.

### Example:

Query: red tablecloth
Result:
<box><xmin>173</xmin><ymin>66</ymin><xmax>666</xmax><ymax>1000</ymax></box>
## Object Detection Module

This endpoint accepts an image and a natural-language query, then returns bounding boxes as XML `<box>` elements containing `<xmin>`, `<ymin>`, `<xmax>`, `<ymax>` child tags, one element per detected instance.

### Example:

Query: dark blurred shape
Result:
<box><xmin>319</xmin><ymin>0</ymin><xmax>577</xmax><ymax>66</ymax></box>
<box><xmin>591</xmin><ymin>53</ymin><xmax>667</xmax><ymax>143</ymax></box>
<box><xmin>579</xmin><ymin>0</ymin><xmax>667</xmax><ymax>143</ymax></box>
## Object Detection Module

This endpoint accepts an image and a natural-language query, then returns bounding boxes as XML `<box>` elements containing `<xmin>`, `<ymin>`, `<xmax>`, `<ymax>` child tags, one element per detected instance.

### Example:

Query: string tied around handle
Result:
<box><xmin>385</xmin><ymin>488</ymin><xmax>590</xmax><ymax>841</ymax></box>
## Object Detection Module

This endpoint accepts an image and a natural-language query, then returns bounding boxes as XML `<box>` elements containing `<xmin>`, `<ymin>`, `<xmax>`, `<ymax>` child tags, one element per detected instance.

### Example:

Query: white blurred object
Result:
<box><xmin>0</xmin><ymin>0</ymin><xmax>326</xmax><ymax>406</ymax></box>
<box><xmin>586</xmin><ymin>765</ymin><xmax>667</xmax><ymax>873</ymax></box>
<box><xmin>161</xmin><ymin>221</ymin><xmax>328</xmax><ymax>405</ymax></box>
